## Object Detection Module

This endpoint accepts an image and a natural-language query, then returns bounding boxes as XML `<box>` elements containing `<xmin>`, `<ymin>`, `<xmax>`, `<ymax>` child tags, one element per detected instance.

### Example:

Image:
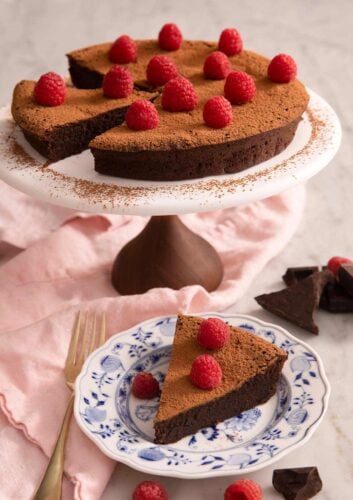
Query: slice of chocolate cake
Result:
<box><xmin>11</xmin><ymin>80</ymin><xmax>157</xmax><ymax>161</ymax></box>
<box><xmin>255</xmin><ymin>270</ymin><xmax>335</xmax><ymax>334</ymax></box>
<box><xmin>154</xmin><ymin>314</ymin><xmax>287</xmax><ymax>444</ymax></box>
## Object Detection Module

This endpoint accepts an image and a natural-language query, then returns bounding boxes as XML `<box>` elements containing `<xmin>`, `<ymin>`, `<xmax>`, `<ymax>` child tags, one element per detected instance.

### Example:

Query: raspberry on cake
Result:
<box><xmin>203</xmin><ymin>96</ymin><xmax>233</xmax><ymax>129</ymax></box>
<box><xmin>203</xmin><ymin>51</ymin><xmax>231</xmax><ymax>80</ymax></box>
<box><xmin>224</xmin><ymin>70</ymin><xmax>257</xmax><ymax>104</ymax></box>
<box><xmin>218</xmin><ymin>28</ymin><xmax>243</xmax><ymax>56</ymax></box>
<box><xmin>109</xmin><ymin>35</ymin><xmax>137</xmax><ymax>64</ymax></box>
<box><xmin>190</xmin><ymin>354</ymin><xmax>223</xmax><ymax>389</ymax></box>
<box><xmin>34</xmin><ymin>72</ymin><xmax>67</xmax><ymax>106</ymax></box>
<box><xmin>268</xmin><ymin>53</ymin><xmax>297</xmax><ymax>83</ymax></box>
<box><xmin>197</xmin><ymin>317</ymin><xmax>230</xmax><ymax>348</ymax></box>
<box><xmin>125</xmin><ymin>100</ymin><xmax>159</xmax><ymax>131</ymax></box>
<box><xmin>102</xmin><ymin>65</ymin><xmax>133</xmax><ymax>98</ymax></box>
<box><xmin>158</xmin><ymin>23</ymin><xmax>183</xmax><ymax>51</ymax></box>
<box><xmin>146</xmin><ymin>55</ymin><xmax>178</xmax><ymax>87</ymax></box>
<box><xmin>161</xmin><ymin>76</ymin><xmax>198</xmax><ymax>111</ymax></box>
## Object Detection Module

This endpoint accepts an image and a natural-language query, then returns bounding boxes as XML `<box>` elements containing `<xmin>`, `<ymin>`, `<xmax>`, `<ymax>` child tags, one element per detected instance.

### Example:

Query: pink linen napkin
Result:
<box><xmin>0</xmin><ymin>180</ymin><xmax>305</xmax><ymax>499</ymax></box>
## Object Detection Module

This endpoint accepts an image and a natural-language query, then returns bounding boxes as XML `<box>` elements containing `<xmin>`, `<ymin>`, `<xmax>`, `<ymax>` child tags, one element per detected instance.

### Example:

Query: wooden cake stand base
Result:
<box><xmin>111</xmin><ymin>215</ymin><xmax>224</xmax><ymax>295</ymax></box>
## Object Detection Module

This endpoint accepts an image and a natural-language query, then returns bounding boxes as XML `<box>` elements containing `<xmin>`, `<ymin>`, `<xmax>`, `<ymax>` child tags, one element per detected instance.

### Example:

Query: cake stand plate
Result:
<box><xmin>0</xmin><ymin>89</ymin><xmax>341</xmax><ymax>216</ymax></box>
<box><xmin>0</xmin><ymin>89</ymin><xmax>341</xmax><ymax>294</ymax></box>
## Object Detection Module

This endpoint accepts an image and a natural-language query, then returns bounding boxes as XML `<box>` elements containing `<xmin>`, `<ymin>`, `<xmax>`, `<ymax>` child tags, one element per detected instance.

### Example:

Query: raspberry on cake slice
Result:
<box><xmin>34</xmin><ymin>72</ymin><xmax>67</xmax><ymax>106</ymax></box>
<box><xmin>154</xmin><ymin>314</ymin><xmax>287</xmax><ymax>444</ymax></box>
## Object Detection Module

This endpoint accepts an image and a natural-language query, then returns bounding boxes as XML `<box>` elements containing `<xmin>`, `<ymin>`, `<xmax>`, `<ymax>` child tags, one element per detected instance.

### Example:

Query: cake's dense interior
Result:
<box><xmin>154</xmin><ymin>315</ymin><xmax>287</xmax><ymax>444</ymax></box>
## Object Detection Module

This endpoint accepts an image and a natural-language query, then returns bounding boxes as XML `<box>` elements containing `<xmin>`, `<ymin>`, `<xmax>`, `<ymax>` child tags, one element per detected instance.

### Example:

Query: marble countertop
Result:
<box><xmin>1</xmin><ymin>0</ymin><xmax>352</xmax><ymax>498</ymax></box>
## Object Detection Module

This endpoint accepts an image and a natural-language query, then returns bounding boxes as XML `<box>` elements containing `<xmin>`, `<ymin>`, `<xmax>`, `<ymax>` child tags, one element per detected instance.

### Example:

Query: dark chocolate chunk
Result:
<box><xmin>282</xmin><ymin>267</ymin><xmax>320</xmax><ymax>287</ymax></box>
<box><xmin>255</xmin><ymin>270</ymin><xmax>334</xmax><ymax>334</ymax></box>
<box><xmin>273</xmin><ymin>467</ymin><xmax>323</xmax><ymax>499</ymax></box>
<box><xmin>338</xmin><ymin>264</ymin><xmax>353</xmax><ymax>298</ymax></box>
<box><xmin>319</xmin><ymin>282</ymin><xmax>353</xmax><ymax>313</ymax></box>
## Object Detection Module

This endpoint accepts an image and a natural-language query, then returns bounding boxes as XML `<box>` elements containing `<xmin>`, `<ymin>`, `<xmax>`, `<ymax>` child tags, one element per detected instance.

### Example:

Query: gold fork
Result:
<box><xmin>34</xmin><ymin>311</ymin><xmax>106</xmax><ymax>500</ymax></box>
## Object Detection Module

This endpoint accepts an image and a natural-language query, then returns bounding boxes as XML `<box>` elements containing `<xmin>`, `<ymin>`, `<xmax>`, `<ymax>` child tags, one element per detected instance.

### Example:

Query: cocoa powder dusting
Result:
<box><xmin>1</xmin><ymin>103</ymin><xmax>331</xmax><ymax>211</ymax></box>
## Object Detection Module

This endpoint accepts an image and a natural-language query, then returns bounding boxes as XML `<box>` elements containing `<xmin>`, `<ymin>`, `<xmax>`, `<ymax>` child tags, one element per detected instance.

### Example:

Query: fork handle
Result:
<box><xmin>33</xmin><ymin>393</ymin><xmax>75</xmax><ymax>500</ymax></box>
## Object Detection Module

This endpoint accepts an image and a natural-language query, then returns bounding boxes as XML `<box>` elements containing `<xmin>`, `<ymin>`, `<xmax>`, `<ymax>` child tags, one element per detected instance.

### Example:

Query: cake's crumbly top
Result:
<box><xmin>11</xmin><ymin>80</ymin><xmax>156</xmax><ymax>137</ymax></box>
<box><xmin>155</xmin><ymin>314</ymin><xmax>287</xmax><ymax>422</ymax></box>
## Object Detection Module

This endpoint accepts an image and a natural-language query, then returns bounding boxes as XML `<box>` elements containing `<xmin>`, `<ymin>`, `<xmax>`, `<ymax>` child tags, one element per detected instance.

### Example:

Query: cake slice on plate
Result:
<box><xmin>154</xmin><ymin>314</ymin><xmax>287</xmax><ymax>444</ymax></box>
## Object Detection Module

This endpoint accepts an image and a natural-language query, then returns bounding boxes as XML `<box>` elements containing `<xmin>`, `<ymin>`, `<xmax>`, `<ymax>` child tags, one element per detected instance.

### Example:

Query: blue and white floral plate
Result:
<box><xmin>74</xmin><ymin>313</ymin><xmax>330</xmax><ymax>478</ymax></box>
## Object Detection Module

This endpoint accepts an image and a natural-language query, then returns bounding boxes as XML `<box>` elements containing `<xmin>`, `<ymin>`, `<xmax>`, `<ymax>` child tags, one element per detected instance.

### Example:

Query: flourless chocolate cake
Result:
<box><xmin>154</xmin><ymin>315</ymin><xmax>287</xmax><ymax>444</ymax></box>
<box><xmin>12</xmin><ymin>34</ymin><xmax>309</xmax><ymax>180</ymax></box>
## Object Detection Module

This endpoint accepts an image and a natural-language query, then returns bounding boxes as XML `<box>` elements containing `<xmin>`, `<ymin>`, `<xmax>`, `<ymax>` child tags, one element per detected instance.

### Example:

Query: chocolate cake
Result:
<box><xmin>154</xmin><ymin>314</ymin><xmax>287</xmax><ymax>444</ymax></box>
<box><xmin>11</xmin><ymin>80</ymin><xmax>156</xmax><ymax>161</ymax></box>
<box><xmin>12</xmin><ymin>37</ymin><xmax>309</xmax><ymax>180</ymax></box>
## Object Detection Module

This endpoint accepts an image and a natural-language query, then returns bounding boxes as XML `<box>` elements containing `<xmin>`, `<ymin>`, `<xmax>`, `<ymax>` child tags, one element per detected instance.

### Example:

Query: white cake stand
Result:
<box><xmin>0</xmin><ymin>89</ymin><xmax>341</xmax><ymax>294</ymax></box>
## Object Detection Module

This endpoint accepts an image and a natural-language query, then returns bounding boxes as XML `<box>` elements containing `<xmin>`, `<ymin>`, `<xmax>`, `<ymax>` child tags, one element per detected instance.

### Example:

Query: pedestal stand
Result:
<box><xmin>112</xmin><ymin>215</ymin><xmax>223</xmax><ymax>295</ymax></box>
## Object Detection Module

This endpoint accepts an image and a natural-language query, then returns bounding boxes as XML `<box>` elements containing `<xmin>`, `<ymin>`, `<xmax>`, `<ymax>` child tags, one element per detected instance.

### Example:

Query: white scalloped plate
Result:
<box><xmin>74</xmin><ymin>313</ymin><xmax>330</xmax><ymax>478</ymax></box>
<box><xmin>0</xmin><ymin>88</ymin><xmax>341</xmax><ymax>215</ymax></box>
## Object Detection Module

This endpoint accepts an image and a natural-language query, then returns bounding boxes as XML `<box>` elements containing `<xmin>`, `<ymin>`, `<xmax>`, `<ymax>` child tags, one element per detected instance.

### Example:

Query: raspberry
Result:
<box><xmin>327</xmin><ymin>256</ymin><xmax>352</xmax><ymax>275</ymax></box>
<box><xmin>158</xmin><ymin>23</ymin><xmax>183</xmax><ymax>51</ymax></box>
<box><xmin>102</xmin><ymin>65</ymin><xmax>133</xmax><ymax>98</ymax></box>
<box><xmin>132</xmin><ymin>372</ymin><xmax>159</xmax><ymax>399</ymax></box>
<box><xmin>190</xmin><ymin>354</ymin><xmax>222</xmax><ymax>390</ymax></box>
<box><xmin>224</xmin><ymin>71</ymin><xmax>256</xmax><ymax>104</ymax></box>
<box><xmin>161</xmin><ymin>76</ymin><xmax>198</xmax><ymax>112</ymax></box>
<box><xmin>218</xmin><ymin>28</ymin><xmax>243</xmax><ymax>56</ymax></box>
<box><xmin>146</xmin><ymin>55</ymin><xmax>178</xmax><ymax>87</ymax></box>
<box><xmin>203</xmin><ymin>51</ymin><xmax>231</xmax><ymax>80</ymax></box>
<box><xmin>197</xmin><ymin>317</ymin><xmax>230</xmax><ymax>348</ymax></box>
<box><xmin>224</xmin><ymin>479</ymin><xmax>262</xmax><ymax>500</ymax></box>
<box><xmin>132</xmin><ymin>481</ymin><xmax>168</xmax><ymax>500</ymax></box>
<box><xmin>109</xmin><ymin>35</ymin><xmax>137</xmax><ymax>64</ymax></box>
<box><xmin>33</xmin><ymin>72</ymin><xmax>67</xmax><ymax>106</ymax></box>
<box><xmin>125</xmin><ymin>100</ymin><xmax>159</xmax><ymax>131</ymax></box>
<box><xmin>268</xmin><ymin>54</ymin><xmax>297</xmax><ymax>83</ymax></box>
<box><xmin>203</xmin><ymin>96</ymin><xmax>233</xmax><ymax>129</ymax></box>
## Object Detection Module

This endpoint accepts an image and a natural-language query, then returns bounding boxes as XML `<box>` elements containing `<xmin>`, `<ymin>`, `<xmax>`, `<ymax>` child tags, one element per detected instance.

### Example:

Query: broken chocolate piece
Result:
<box><xmin>273</xmin><ymin>467</ymin><xmax>323</xmax><ymax>499</ymax></box>
<box><xmin>338</xmin><ymin>264</ymin><xmax>353</xmax><ymax>298</ymax></box>
<box><xmin>319</xmin><ymin>282</ymin><xmax>353</xmax><ymax>313</ymax></box>
<box><xmin>282</xmin><ymin>267</ymin><xmax>319</xmax><ymax>287</ymax></box>
<box><xmin>255</xmin><ymin>270</ymin><xmax>334</xmax><ymax>334</ymax></box>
